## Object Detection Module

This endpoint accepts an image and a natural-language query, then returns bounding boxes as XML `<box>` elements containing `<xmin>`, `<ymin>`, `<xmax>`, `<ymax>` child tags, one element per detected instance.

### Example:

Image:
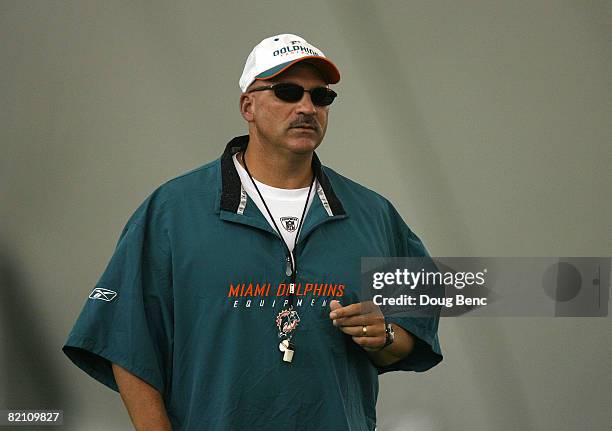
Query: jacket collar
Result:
<box><xmin>219</xmin><ymin>135</ymin><xmax>346</xmax><ymax>216</ymax></box>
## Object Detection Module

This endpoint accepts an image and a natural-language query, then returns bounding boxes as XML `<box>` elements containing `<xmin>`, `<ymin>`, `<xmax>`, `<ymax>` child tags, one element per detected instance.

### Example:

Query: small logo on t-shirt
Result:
<box><xmin>276</xmin><ymin>307</ymin><xmax>300</xmax><ymax>338</ymax></box>
<box><xmin>280</xmin><ymin>216</ymin><xmax>299</xmax><ymax>232</ymax></box>
<box><xmin>89</xmin><ymin>287</ymin><xmax>117</xmax><ymax>302</ymax></box>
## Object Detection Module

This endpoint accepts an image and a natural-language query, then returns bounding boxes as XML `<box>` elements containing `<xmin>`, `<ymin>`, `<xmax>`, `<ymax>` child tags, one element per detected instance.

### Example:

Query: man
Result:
<box><xmin>63</xmin><ymin>34</ymin><xmax>442</xmax><ymax>431</ymax></box>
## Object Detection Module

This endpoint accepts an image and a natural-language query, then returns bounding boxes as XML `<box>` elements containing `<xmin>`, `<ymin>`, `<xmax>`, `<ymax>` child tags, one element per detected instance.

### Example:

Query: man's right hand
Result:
<box><xmin>112</xmin><ymin>363</ymin><xmax>173</xmax><ymax>431</ymax></box>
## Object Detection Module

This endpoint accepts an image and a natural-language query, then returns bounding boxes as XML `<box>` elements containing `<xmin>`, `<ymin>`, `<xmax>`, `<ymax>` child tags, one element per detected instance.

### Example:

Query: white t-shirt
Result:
<box><xmin>232</xmin><ymin>153</ymin><xmax>317</xmax><ymax>253</ymax></box>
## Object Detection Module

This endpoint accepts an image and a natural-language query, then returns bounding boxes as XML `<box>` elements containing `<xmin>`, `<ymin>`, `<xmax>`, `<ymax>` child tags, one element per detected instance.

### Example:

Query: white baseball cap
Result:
<box><xmin>239</xmin><ymin>34</ymin><xmax>340</xmax><ymax>93</ymax></box>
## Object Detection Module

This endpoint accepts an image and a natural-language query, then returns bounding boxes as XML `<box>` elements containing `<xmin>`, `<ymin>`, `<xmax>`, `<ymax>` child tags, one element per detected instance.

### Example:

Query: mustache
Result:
<box><xmin>288</xmin><ymin>116</ymin><xmax>320</xmax><ymax>132</ymax></box>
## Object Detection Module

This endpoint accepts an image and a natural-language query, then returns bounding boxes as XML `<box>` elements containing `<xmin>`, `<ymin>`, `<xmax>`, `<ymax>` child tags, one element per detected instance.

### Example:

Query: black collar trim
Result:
<box><xmin>220</xmin><ymin>135</ymin><xmax>346</xmax><ymax>216</ymax></box>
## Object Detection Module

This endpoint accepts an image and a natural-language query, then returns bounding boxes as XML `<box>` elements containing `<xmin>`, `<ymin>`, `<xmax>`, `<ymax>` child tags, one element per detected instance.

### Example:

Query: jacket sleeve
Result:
<box><xmin>376</xmin><ymin>202</ymin><xmax>443</xmax><ymax>374</ymax></box>
<box><xmin>62</xmin><ymin>194</ymin><xmax>173</xmax><ymax>395</ymax></box>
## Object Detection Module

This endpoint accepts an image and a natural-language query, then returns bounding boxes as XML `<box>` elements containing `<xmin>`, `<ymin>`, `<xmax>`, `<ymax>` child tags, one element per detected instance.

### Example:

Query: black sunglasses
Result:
<box><xmin>247</xmin><ymin>83</ymin><xmax>337</xmax><ymax>107</ymax></box>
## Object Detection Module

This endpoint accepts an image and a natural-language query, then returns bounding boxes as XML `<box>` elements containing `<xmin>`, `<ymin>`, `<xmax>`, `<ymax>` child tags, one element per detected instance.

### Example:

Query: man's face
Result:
<box><xmin>241</xmin><ymin>63</ymin><xmax>330</xmax><ymax>156</ymax></box>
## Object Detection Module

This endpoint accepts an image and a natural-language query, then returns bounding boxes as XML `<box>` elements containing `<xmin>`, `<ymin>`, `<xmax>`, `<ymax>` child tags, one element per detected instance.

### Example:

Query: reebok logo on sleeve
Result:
<box><xmin>88</xmin><ymin>287</ymin><xmax>117</xmax><ymax>302</ymax></box>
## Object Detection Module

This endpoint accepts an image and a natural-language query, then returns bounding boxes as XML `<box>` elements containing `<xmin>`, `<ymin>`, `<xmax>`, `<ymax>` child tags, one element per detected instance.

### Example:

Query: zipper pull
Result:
<box><xmin>285</xmin><ymin>255</ymin><xmax>293</xmax><ymax>277</ymax></box>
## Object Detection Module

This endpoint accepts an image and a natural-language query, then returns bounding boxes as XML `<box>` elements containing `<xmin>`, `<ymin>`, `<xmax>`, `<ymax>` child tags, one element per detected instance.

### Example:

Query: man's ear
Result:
<box><xmin>239</xmin><ymin>93</ymin><xmax>255</xmax><ymax>122</ymax></box>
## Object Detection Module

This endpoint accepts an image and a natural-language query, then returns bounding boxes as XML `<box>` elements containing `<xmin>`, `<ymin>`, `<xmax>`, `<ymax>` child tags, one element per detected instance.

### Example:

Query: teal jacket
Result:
<box><xmin>63</xmin><ymin>135</ymin><xmax>442</xmax><ymax>431</ymax></box>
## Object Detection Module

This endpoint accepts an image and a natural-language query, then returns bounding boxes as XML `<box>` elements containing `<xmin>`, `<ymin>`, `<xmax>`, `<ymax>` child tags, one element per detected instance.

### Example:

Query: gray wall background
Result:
<box><xmin>1</xmin><ymin>1</ymin><xmax>610</xmax><ymax>430</ymax></box>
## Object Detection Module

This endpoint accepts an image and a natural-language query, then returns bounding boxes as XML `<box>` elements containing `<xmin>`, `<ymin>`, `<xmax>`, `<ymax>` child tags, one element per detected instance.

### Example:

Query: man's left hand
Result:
<box><xmin>329</xmin><ymin>300</ymin><xmax>385</xmax><ymax>352</ymax></box>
